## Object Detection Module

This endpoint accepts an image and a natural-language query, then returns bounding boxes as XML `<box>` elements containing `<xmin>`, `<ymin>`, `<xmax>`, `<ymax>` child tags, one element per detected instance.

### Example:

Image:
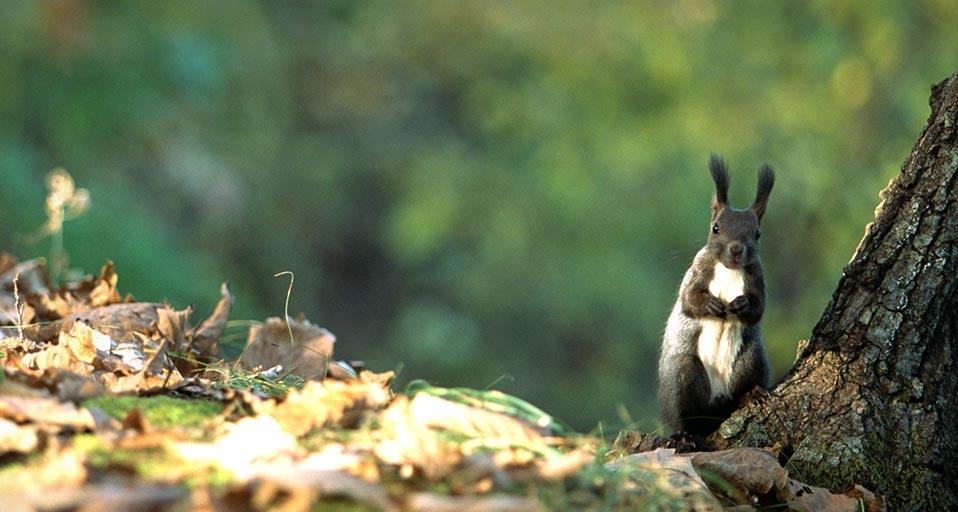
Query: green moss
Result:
<box><xmin>82</xmin><ymin>394</ymin><xmax>223</xmax><ymax>430</ymax></box>
<box><xmin>72</xmin><ymin>433</ymin><xmax>233</xmax><ymax>487</ymax></box>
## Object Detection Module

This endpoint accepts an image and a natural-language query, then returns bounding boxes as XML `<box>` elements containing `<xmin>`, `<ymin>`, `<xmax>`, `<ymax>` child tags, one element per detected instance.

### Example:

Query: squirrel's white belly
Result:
<box><xmin>698</xmin><ymin>262</ymin><xmax>745</xmax><ymax>400</ymax></box>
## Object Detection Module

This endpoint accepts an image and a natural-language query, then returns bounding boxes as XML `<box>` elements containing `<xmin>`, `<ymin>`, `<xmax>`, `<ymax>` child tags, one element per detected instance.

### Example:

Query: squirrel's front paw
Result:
<box><xmin>706</xmin><ymin>296</ymin><xmax>726</xmax><ymax>317</ymax></box>
<box><xmin>728</xmin><ymin>295</ymin><xmax>750</xmax><ymax>315</ymax></box>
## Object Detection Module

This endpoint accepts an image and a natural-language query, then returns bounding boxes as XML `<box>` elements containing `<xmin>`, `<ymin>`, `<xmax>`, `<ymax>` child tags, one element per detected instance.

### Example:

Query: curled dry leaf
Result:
<box><xmin>405</xmin><ymin>492</ymin><xmax>546</xmax><ymax>512</ymax></box>
<box><xmin>268</xmin><ymin>370</ymin><xmax>394</xmax><ymax>436</ymax></box>
<box><xmin>188</xmin><ymin>282</ymin><xmax>233</xmax><ymax>360</ymax></box>
<box><xmin>174</xmin><ymin>415</ymin><xmax>300</xmax><ymax>481</ymax></box>
<box><xmin>608</xmin><ymin>448</ymin><xmax>720</xmax><ymax>509</ymax></box>
<box><xmin>691</xmin><ymin>447</ymin><xmax>788</xmax><ymax>498</ymax></box>
<box><xmin>57</xmin><ymin>320</ymin><xmax>145</xmax><ymax>374</ymax></box>
<box><xmin>222</xmin><ymin>470</ymin><xmax>396</xmax><ymax>512</ymax></box>
<box><xmin>0</xmin><ymin>418</ymin><xmax>40</xmax><ymax>454</ymax></box>
<box><xmin>375</xmin><ymin>392</ymin><xmax>565</xmax><ymax>481</ymax></box>
<box><xmin>0</xmin><ymin>258</ymin><xmax>50</xmax><ymax>297</ymax></box>
<box><xmin>0</xmin><ymin>394</ymin><xmax>95</xmax><ymax>430</ymax></box>
<box><xmin>0</xmin><ymin>447</ymin><xmax>87</xmax><ymax>495</ymax></box>
<box><xmin>0</xmin><ymin>294</ymin><xmax>36</xmax><ymax>329</ymax></box>
<box><xmin>784</xmin><ymin>479</ymin><xmax>883</xmax><ymax>512</ymax></box>
<box><xmin>375</xmin><ymin>395</ymin><xmax>464</xmax><ymax>480</ymax></box>
<box><xmin>33</xmin><ymin>261</ymin><xmax>124</xmax><ymax>321</ymax></box>
<box><xmin>240</xmin><ymin>317</ymin><xmax>335</xmax><ymax>380</ymax></box>
<box><xmin>63</xmin><ymin>302</ymin><xmax>162</xmax><ymax>346</ymax></box>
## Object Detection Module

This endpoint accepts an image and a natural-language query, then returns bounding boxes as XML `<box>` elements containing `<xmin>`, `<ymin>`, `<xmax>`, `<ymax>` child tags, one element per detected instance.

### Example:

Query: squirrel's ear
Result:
<box><xmin>709</xmin><ymin>154</ymin><xmax>729</xmax><ymax>216</ymax></box>
<box><xmin>751</xmin><ymin>163</ymin><xmax>775</xmax><ymax>220</ymax></box>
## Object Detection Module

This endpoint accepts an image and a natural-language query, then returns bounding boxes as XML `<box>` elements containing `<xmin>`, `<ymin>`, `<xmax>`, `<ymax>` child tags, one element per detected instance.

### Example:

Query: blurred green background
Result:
<box><xmin>1</xmin><ymin>1</ymin><xmax>955</xmax><ymax>432</ymax></box>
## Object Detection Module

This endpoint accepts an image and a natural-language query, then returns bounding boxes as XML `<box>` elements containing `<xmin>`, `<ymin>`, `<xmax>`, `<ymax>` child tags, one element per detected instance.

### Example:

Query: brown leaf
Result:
<box><xmin>173</xmin><ymin>415</ymin><xmax>300</xmax><ymax>481</ymax></box>
<box><xmin>0</xmin><ymin>259</ymin><xmax>50</xmax><ymax>297</ymax></box>
<box><xmin>240</xmin><ymin>317</ymin><xmax>335</xmax><ymax>380</ymax></box>
<box><xmin>2</xmin><ymin>483</ymin><xmax>187</xmax><ymax>512</ymax></box>
<box><xmin>0</xmin><ymin>418</ymin><xmax>40</xmax><ymax>454</ymax></box>
<box><xmin>227</xmin><ymin>470</ymin><xmax>396</xmax><ymax>512</ymax></box>
<box><xmin>0</xmin><ymin>395</ymin><xmax>95</xmax><ymax>430</ymax></box>
<box><xmin>0</xmin><ymin>252</ymin><xmax>16</xmax><ymax>274</ymax></box>
<box><xmin>20</xmin><ymin>341</ymin><xmax>92</xmax><ymax>376</ymax></box>
<box><xmin>375</xmin><ymin>392</ymin><xmax>556</xmax><ymax>481</ymax></box>
<box><xmin>608</xmin><ymin>448</ymin><xmax>718</xmax><ymax>507</ymax></box>
<box><xmin>61</xmin><ymin>320</ymin><xmax>106</xmax><ymax>364</ymax></box>
<box><xmin>0</xmin><ymin>447</ymin><xmax>87</xmax><ymax>495</ymax></box>
<box><xmin>188</xmin><ymin>282</ymin><xmax>232</xmax><ymax>360</ymax></box>
<box><xmin>783</xmin><ymin>479</ymin><xmax>880</xmax><ymax>512</ymax></box>
<box><xmin>63</xmin><ymin>302</ymin><xmax>164</xmax><ymax>345</ymax></box>
<box><xmin>375</xmin><ymin>395</ymin><xmax>464</xmax><ymax>480</ymax></box>
<box><xmin>59</xmin><ymin>320</ymin><xmax>145</xmax><ymax>374</ymax></box>
<box><xmin>0</xmin><ymin>294</ymin><xmax>35</xmax><ymax>329</ymax></box>
<box><xmin>691</xmin><ymin>447</ymin><xmax>788</xmax><ymax>497</ymax></box>
<box><xmin>269</xmin><ymin>371</ymin><xmax>394</xmax><ymax>436</ymax></box>
<box><xmin>405</xmin><ymin>492</ymin><xmax>546</xmax><ymax>512</ymax></box>
<box><xmin>31</xmin><ymin>261</ymin><xmax>125</xmax><ymax>320</ymax></box>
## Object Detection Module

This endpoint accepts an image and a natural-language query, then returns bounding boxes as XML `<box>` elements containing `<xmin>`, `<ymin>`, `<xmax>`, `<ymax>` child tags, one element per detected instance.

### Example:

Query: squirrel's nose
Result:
<box><xmin>729</xmin><ymin>243</ymin><xmax>744</xmax><ymax>256</ymax></box>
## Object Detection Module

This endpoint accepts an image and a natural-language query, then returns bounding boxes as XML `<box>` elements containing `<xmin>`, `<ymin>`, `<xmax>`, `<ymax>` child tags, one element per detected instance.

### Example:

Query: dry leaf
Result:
<box><xmin>240</xmin><ymin>317</ymin><xmax>335</xmax><ymax>380</ymax></box>
<box><xmin>405</xmin><ymin>393</ymin><xmax>545</xmax><ymax>443</ymax></box>
<box><xmin>375</xmin><ymin>393</ymin><xmax>556</xmax><ymax>481</ymax></box>
<box><xmin>20</xmin><ymin>342</ymin><xmax>91</xmax><ymax>376</ymax></box>
<box><xmin>33</xmin><ymin>262</ymin><xmax>123</xmax><ymax>320</ymax></box>
<box><xmin>0</xmin><ymin>395</ymin><xmax>95</xmax><ymax>430</ymax></box>
<box><xmin>0</xmin><ymin>259</ymin><xmax>50</xmax><ymax>297</ymax></box>
<box><xmin>0</xmin><ymin>447</ymin><xmax>87</xmax><ymax>495</ymax></box>
<box><xmin>174</xmin><ymin>415</ymin><xmax>300</xmax><ymax>481</ymax></box>
<box><xmin>60</xmin><ymin>320</ymin><xmax>144</xmax><ymax>373</ymax></box>
<box><xmin>691</xmin><ymin>447</ymin><xmax>788</xmax><ymax>497</ymax></box>
<box><xmin>0</xmin><ymin>294</ymin><xmax>35</xmax><ymax>328</ymax></box>
<box><xmin>63</xmin><ymin>302</ymin><xmax>163</xmax><ymax>345</ymax></box>
<box><xmin>0</xmin><ymin>418</ymin><xmax>40</xmax><ymax>454</ymax></box>
<box><xmin>608</xmin><ymin>449</ymin><xmax>721</xmax><ymax>510</ymax></box>
<box><xmin>406</xmin><ymin>492</ymin><xmax>546</xmax><ymax>512</ymax></box>
<box><xmin>188</xmin><ymin>282</ymin><xmax>233</xmax><ymax>360</ymax></box>
<box><xmin>375</xmin><ymin>395</ymin><xmax>464</xmax><ymax>480</ymax></box>
<box><xmin>270</xmin><ymin>371</ymin><xmax>394</xmax><ymax>436</ymax></box>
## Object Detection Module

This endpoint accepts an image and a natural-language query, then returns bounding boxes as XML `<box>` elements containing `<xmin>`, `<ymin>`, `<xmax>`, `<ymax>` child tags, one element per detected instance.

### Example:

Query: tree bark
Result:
<box><xmin>712</xmin><ymin>71</ymin><xmax>958</xmax><ymax>510</ymax></box>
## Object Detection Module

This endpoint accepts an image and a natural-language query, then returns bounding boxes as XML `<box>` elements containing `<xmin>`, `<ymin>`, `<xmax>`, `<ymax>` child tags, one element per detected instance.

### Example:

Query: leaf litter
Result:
<box><xmin>0</xmin><ymin>252</ymin><xmax>882</xmax><ymax>511</ymax></box>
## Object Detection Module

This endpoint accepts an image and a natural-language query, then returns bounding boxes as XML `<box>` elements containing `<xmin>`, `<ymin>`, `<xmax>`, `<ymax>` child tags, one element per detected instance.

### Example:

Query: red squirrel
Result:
<box><xmin>658</xmin><ymin>155</ymin><xmax>774</xmax><ymax>437</ymax></box>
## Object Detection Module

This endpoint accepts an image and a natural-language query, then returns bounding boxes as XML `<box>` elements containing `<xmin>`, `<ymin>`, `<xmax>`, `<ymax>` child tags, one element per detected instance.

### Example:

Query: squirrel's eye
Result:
<box><xmin>755</xmin><ymin>228</ymin><xmax>762</xmax><ymax>239</ymax></box>
<box><xmin>711</xmin><ymin>223</ymin><xmax>719</xmax><ymax>234</ymax></box>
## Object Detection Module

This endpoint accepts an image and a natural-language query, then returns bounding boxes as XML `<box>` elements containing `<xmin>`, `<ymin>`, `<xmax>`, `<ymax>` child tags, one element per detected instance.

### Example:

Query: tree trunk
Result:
<box><xmin>712</xmin><ymin>71</ymin><xmax>958</xmax><ymax>510</ymax></box>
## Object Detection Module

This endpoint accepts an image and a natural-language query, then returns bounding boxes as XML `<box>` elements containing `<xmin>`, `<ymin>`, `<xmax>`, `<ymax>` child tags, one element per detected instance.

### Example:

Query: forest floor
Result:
<box><xmin>0</xmin><ymin>253</ymin><xmax>879</xmax><ymax>511</ymax></box>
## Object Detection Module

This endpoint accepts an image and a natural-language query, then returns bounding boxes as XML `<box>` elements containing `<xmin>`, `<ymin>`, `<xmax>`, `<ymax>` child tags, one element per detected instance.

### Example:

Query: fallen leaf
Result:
<box><xmin>63</xmin><ymin>303</ymin><xmax>163</xmax><ymax>346</ymax></box>
<box><xmin>607</xmin><ymin>449</ymin><xmax>721</xmax><ymax>509</ymax></box>
<box><xmin>0</xmin><ymin>447</ymin><xmax>87</xmax><ymax>494</ymax></box>
<box><xmin>174</xmin><ymin>415</ymin><xmax>300</xmax><ymax>481</ymax></box>
<box><xmin>375</xmin><ymin>392</ymin><xmax>555</xmax><ymax>481</ymax></box>
<box><xmin>3</xmin><ymin>483</ymin><xmax>187</xmax><ymax>512</ymax></box>
<box><xmin>375</xmin><ymin>395</ymin><xmax>464</xmax><ymax>480</ymax></box>
<box><xmin>269</xmin><ymin>371</ymin><xmax>394</xmax><ymax>436</ymax></box>
<box><xmin>188</xmin><ymin>282</ymin><xmax>232</xmax><ymax>360</ymax></box>
<box><xmin>405</xmin><ymin>492</ymin><xmax>546</xmax><ymax>512</ymax></box>
<box><xmin>240</xmin><ymin>317</ymin><xmax>335</xmax><ymax>380</ymax></box>
<box><xmin>0</xmin><ymin>418</ymin><xmax>40</xmax><ymax>454</ymax></box>
<box><xmin>33</xmin><ymin>261</ymin><xmax>124</xmax><ymax>320</ymax></box>
<box><xmin>0</xmin><ymin>394</ymin><xmax>96</xmax><ymax>430</ymax></box>
<box><xmin>691</xmin><ymin>447</ymin><xmax>788</xmax><ymax>497</ymax></box>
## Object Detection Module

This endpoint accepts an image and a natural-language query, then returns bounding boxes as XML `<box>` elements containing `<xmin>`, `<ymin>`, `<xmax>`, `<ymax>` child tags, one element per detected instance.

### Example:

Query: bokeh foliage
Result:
<box><xmin>1</xmin><ymin>1</ymin><xmax>955</xmax><ymax>431</ymax></box>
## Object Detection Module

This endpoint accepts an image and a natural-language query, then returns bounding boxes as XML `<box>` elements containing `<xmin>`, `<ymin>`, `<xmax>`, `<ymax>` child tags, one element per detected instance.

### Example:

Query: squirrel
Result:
<box><xmin>657</xmin><ymin>155</ymin><xmax>774</xmax><ymax>438</ymax></box>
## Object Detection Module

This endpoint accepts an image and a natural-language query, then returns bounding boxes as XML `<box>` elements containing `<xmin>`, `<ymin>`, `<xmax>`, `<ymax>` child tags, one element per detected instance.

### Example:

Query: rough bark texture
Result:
<box><xmin>712</xmin><ymin>71</ymin><xmax>958</xmax><ymax>510</ymax></box>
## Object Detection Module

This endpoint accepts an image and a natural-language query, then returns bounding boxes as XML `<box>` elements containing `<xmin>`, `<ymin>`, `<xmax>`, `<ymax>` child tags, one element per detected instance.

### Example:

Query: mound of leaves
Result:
<box><xmin>0</xmin><ymin>254</ymin><xmax>880</xmax><ymax>511</ymax></box>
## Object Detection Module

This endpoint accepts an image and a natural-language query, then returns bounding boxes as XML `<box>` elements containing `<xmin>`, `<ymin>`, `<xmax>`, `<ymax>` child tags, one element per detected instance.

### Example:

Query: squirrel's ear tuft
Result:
<box><xmin>709</xmin><ymin>154</ymin><xmax>730</xmax><ymax>216</ymax></box>
<box><xmin>751</xmin><ymin>163</ymin><xmax>775</xmax><ymax>220</ymax></box>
